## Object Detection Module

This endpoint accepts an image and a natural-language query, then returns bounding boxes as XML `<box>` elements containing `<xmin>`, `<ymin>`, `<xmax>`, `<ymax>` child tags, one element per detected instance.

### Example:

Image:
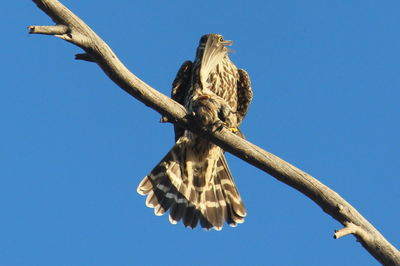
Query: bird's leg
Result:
<box><xmin>217</xmin><ymin>103</ymin><xmax>241</xmax><ymax>135</ymax></box>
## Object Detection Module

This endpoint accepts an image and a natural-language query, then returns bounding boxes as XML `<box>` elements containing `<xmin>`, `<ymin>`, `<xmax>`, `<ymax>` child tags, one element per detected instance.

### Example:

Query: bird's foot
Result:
<box><xmin>227</xmin><ymin>127</ymin><xmax>239</xmax><ymax>133</ymax></box>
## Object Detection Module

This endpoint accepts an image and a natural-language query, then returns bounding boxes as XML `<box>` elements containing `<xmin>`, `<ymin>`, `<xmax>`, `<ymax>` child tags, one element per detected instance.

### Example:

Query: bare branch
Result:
<box><xmin>28</xmin><ymin>24</ymin><xmax>68</xmax><ymax>35</ymax></box>
<box><xmin>28</xmin><ymin>0</ymin><xmax>400</xmax><ymax>265</ymax></box>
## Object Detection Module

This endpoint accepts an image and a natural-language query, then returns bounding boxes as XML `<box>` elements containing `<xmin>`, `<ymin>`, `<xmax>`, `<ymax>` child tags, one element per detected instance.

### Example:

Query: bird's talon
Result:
<box><xmin>228</xmin><ymin>127</ymin><xmax>239</xmax><ymax>133</ymax></box>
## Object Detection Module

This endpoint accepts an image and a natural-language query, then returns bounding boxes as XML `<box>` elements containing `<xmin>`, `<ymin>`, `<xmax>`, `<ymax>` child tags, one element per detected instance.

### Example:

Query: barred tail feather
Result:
<box><xmin>217</xmin><ymin>155</ymin><xmax>247</xmax><ymax>225</ymax></box>
<box><xmin>137</xmin><ymin>136</ymin><xmax>246</xmax><ymax>230</ymax></box>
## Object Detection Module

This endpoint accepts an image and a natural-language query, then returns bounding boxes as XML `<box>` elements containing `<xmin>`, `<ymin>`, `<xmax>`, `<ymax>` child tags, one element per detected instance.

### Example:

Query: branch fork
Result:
<box><xmin>334</xmin><ymin>222</ymin><xmax>361</xmax><ymax>239</ymax></box>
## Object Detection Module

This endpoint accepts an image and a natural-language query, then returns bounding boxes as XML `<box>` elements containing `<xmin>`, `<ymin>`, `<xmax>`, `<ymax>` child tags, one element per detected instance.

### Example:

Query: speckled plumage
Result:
<box><xmin>137</xmin><ymin>34</ymin><xmax>253</xmax><ymax>230</ymax></box>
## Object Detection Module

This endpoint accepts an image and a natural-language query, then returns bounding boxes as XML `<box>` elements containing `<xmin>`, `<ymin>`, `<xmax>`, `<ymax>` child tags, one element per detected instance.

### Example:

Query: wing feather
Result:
<box><xmin>170</xmin><ymin>60</ymin><xmax>193</xmax><ymax>141</ymax></box>
<box><xmin>236</xmin><ymin>69</ymin><xmax>253</xmax><ymax>124</ymax></box>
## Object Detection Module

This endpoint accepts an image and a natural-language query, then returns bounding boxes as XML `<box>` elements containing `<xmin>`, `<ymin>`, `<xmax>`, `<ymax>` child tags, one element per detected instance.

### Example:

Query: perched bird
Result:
<box><xmin>137</xmin><ymin>34</ymin><xmax>253</xmax><ymax>230</ymax></box>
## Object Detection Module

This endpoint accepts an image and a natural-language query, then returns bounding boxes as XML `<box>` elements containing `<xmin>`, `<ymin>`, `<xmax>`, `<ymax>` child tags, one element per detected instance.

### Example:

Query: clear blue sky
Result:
<box><xmin>3</xmin><ymin>1</ymin><xmax>399</xmax><ymax>265</ymax></box>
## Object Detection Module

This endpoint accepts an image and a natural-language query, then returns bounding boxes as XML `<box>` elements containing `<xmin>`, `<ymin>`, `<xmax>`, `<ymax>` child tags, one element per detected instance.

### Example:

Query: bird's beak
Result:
<box><xmin>222</xmin><ymin>40</ymin><xmax>233</xmax><ymax>46</ymax></box>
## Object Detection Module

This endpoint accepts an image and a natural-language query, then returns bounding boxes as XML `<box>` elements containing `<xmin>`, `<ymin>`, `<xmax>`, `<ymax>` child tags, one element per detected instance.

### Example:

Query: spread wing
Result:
<box><xmin>171</xmin><ymin>60</ymin><xmax>193</xmax><ymax>141</ymax></box>
<box><xmin>236</xmin><ymin>69</ymin><xmax>253</xmax><ymax>125</ymax></box>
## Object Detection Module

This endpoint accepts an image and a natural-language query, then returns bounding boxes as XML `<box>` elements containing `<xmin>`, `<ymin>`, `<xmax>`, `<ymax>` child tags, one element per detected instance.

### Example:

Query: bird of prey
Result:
<box><xmin>137</xmin><ymin>34</ymin><xmax>253</xmax><ymax>230</ymax></box>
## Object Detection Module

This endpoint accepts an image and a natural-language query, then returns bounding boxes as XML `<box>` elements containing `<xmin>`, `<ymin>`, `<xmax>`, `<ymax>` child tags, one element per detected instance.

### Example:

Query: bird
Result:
<box><xmin>137</xmin><ymin>34</ymin><xmax>253</xmax><ymax>230</ymax></box>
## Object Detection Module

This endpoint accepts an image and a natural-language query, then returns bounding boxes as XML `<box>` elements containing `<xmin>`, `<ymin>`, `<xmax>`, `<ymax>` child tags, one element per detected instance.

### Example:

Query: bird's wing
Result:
<box><xmin>170</xmin><ymin>60</ymin><xmax>193</xmax><ymax>141</ymax></box>
<box><xmin>236</xmin><ymin>69</ymin><xmax>253</xmax><ymax>125</ymax></box>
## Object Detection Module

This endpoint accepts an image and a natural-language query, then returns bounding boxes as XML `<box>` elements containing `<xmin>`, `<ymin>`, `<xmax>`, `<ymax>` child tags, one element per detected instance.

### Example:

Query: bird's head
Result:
<box><xmin>197</xmin><ymin>34</ymin><xmax>233</xmax><ymax>88</ymax></box>
<box><xmin>196</xmin><ymin>34</ymin><xmax>232</xmax><ymax>60</ymax></box>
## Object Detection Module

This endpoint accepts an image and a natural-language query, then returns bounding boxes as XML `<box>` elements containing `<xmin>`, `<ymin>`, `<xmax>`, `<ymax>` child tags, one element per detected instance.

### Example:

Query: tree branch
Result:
<box><xmin>28</xmin><ymin>0</ymin><xmax>399</xmax><ymax>264</ymax></box>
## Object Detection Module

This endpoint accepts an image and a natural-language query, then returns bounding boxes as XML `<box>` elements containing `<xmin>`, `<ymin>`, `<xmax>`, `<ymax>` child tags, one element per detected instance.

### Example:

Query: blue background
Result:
<box><xmin>2</xmin><ymin>1</ymin><xmax>399</xmax><ymax>265</ymax></box>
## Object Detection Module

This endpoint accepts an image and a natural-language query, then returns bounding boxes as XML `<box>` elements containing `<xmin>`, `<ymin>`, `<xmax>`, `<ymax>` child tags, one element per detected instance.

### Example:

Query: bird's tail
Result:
<box><xmin>137</xmin><ymin>136</ymin><xmax>246</xmax><ymax>230</ymax></box>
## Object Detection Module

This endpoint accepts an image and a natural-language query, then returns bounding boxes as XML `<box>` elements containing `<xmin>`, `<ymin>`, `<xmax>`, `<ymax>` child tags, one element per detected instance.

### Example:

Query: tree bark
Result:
<box><xmin>28</xmin><ymin>0</ymin><xmax>399</xmax><ymax>265</ymax></box>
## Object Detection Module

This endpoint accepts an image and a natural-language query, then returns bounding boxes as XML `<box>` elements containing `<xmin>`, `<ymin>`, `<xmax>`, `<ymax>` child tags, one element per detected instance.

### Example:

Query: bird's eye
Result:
<box><xmin>219</xmin><ymin>36</ymin><xmax>224</xmax><ymax>42</ymax></box>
